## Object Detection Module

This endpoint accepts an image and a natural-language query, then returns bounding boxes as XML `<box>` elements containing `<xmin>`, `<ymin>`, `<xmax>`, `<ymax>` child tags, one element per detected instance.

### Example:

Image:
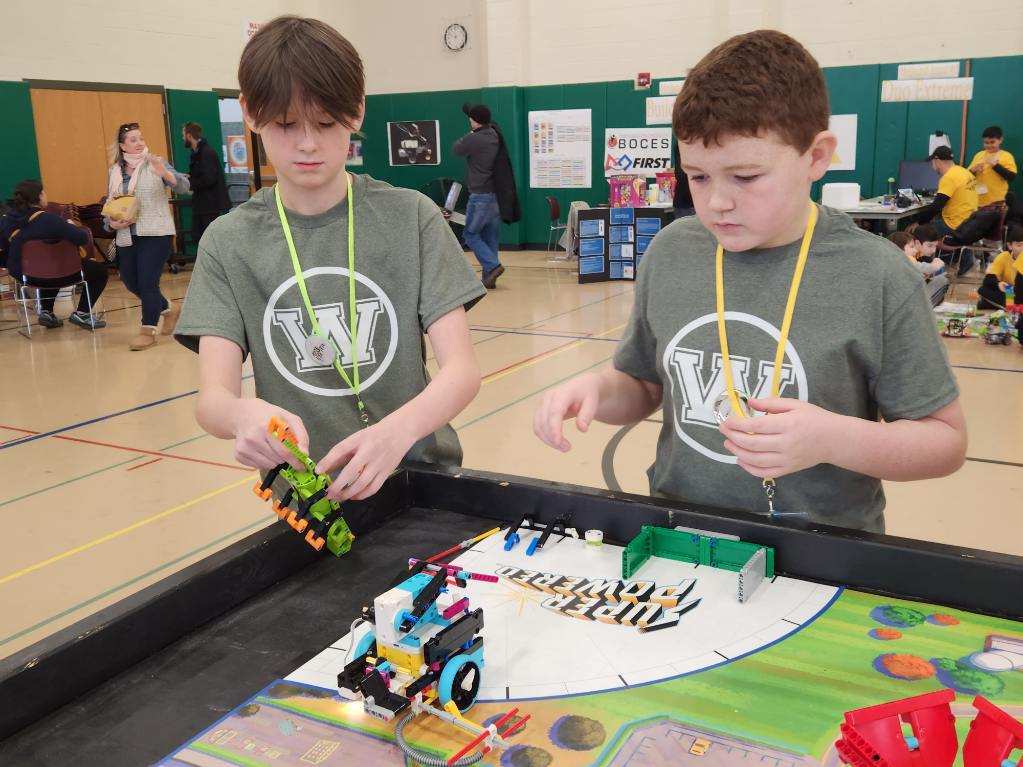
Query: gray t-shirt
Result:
<box><xmin>175</xmin><ymin>173</ymin><xmax>486</xmax><ymax>466</ymax></box>
<box><xmin>613</xmin><ymin>205</ymin><xmax>959</xmax><ymax>532</ymax></box>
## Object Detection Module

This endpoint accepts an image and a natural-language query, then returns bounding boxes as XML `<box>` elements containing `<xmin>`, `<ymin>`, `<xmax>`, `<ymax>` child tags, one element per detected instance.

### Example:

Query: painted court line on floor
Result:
<box><xmin>456</xmin><ymin>356</ymin><xmax>613</xmax><ymax>431</ymax></box>
<box><xmin>0</xmin><ymin>423</ymin><xmax>247</xmax><ymax>472</ymax></box>
<box><xmin>126</xmin><ymin>457</ymin><xmax>163</xmax><ymax>472</ymax></box>
<box><xmin>0</xmin><ymin>433</ymin><xmax>210</xmax><ymax>510</ymax></box>
<box><xmin>481</xmin><ymin>323</ymin><xmax>626</xmax><ymax>388</ymax></box>
<box><xmin>0</xmin><ymin>474</ymin><xmax>256</xmax><ymax>587</ymax></box>
<box><xmin>0</xmin><ymin>373</ymin><xmax>254</xmax><ymax>451</ymax></box>
<box><xmin>470</xmin><ymin>325</ymin><xmax>621</xmax><ymax>343</ymax></box>
<box><xmin>0</xmin><ymin>516</ymin><xmax>272</xmax><ymax>650</ymax></box>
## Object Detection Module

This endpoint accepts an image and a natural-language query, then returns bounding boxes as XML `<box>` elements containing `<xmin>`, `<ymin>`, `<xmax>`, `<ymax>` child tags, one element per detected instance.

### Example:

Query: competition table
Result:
<box><xmin>2</xmin><ymin>465</ymin><xmax>1022</xmax><ymax>766</ymax></box>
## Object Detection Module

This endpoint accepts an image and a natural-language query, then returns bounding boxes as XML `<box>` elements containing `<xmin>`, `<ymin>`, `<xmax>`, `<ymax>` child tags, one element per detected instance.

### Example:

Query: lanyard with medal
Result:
<box><xmin>712</xmin><ymin>201</ymin><xmax>818</xmax><ymax>519</ymax></box>
<box><xmin>275</xmin><ymin>173</ymin><xmax>370</xmax><ymax>427</ymax></box>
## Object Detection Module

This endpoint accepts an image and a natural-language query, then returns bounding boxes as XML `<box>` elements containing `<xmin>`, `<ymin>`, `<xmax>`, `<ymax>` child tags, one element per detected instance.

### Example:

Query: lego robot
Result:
<box><xmin>253</xmin><ymin>417</ymin><xmax>354</xmax><ymax>556</ymax></box>
<box><xmin>337</xmin><ymin>560</ymin><xmax>528</xmax><ymax>765</ymax></box>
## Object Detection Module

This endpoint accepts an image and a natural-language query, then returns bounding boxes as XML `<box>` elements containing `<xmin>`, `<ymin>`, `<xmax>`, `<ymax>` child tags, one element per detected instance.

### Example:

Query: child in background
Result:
<box><xmin>977</xmin><ymin>225</ymin><xmax>1023</xmax><ymax>310</ymax></box>
<box><xmin>888</xmin><ymin>230</ymin><xmax>949</xmax><ymax>308</ymax></box>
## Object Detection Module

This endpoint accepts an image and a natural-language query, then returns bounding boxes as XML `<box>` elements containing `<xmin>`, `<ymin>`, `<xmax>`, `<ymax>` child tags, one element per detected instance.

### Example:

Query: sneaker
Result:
<box><xmin>482</xmin><ymin>264</ymin><xmax>505</xmax><ymax>290</ymax></box>
<box><xmin>38</xmin><ymin>310</ymin><xmax>63</xmax><ymax>328</ymax></box>
<box><xmin>69</xmin><ymin>310</ymin><xmax>107</xmax><ymax>330</ymax></box>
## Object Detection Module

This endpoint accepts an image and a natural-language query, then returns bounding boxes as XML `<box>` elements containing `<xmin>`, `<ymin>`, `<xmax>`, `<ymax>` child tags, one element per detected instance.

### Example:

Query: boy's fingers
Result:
<box><xmin>720</xmin><ymin>428</ymin><xmax>780</xmax><ymax>452</ymax></box>
<box><xmin>576</xmin><ymin>391</ymin><xmax>598</xmax><ymax>432</ymax></box>
<box><xmin>723</xmin><ymin>440</ymin><xmax>783</xmax><ymax>469</ymax></box>
<box><xmin>335</xmin><ymin>462</ymin><xmax>370</xmax><ymax>502</ymax></box>
<box><xmin>723</xmin><ymin>413</ymin><xmax>783</xmax><ymax>435</ymax></box>
<box><xmin>747</xmin><ymin>397</ymin><xmax>798</xmax><ymax>415</ymax></box>
<box><xmin>316</xmin><ymin>436</ymin><xmax>357</xmax><ymax>475</ymax></box>
<box><xmin>267</xmin><ymin>433</ymin><xmax>304</xmax><ymax>470</ymax></box>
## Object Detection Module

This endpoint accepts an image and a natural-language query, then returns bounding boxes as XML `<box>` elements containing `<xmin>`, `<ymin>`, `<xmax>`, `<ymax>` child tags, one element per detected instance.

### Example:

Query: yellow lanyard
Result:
<box><xmin>274</xmin><ymin>173</ymin><xmax>368</xmax><ymax>424</ymax></box>
<box><xmin>715</xmin><ymin>201</ymin><xmax>818</xmax><ymax>513</ymax></box>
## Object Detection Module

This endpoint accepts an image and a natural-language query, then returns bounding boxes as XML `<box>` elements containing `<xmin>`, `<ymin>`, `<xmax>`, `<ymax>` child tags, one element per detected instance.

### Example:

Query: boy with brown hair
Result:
<box><xmin>534</xmin><ymin>30</ymin><xmax>967</xmax><ymax>533</ymax></box>
<box><xmin>175</xmin><ymin>16</ymin><xmax>485</xmax><ymax>501</ymax></box>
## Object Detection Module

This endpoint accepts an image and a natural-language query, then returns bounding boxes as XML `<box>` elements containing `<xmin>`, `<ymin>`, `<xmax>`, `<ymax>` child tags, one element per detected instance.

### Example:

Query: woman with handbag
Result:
<box><xmin>0</xmin><ymin>180</ymin><xmax>108</xmax><ymax>329</ymax></box>
<box><xmin>104</xmin><ymin>122</ymin><xmax>189</xmax><ymax>351</ymax></box>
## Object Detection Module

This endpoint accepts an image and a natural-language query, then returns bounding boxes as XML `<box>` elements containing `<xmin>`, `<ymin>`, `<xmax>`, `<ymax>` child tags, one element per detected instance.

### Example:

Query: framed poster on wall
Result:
<box><xmin>387</xmin><ymin>120</ymin><xmax>440</xmax><ymax>166</ymax></box>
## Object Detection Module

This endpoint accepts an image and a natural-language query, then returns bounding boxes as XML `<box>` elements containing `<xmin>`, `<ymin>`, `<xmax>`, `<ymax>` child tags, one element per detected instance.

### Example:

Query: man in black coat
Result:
<box><xmin>182</xmin><ymin>122</ymin><xmax>231</xmax><ymax>246</ymax></box>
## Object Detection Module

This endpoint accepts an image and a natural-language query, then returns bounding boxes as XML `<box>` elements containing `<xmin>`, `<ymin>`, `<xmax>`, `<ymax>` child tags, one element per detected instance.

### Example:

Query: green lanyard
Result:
<box><xmin>274</xmin><ymin>173</ymin><xmax>369</xmax><ymax>425</ymax></box>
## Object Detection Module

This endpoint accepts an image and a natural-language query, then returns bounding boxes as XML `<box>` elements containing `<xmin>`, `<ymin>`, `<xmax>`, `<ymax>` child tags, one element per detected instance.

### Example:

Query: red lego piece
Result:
<box><xmin>963</xmin><ymin>696</ymin><xmax>1023</xmax><ymax>767</ymax></box>
<box><xmin>835</xmin><ymin>689</ymin><xmax>958</xmax><ymax>767</ymax></box>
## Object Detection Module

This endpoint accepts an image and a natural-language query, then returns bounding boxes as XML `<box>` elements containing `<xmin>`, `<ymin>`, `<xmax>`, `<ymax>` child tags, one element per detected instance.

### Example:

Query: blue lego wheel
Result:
<box><xmin>438</xmin><ymin>654</ymin><xmax>482</xmax><ymax>712</ymax></box>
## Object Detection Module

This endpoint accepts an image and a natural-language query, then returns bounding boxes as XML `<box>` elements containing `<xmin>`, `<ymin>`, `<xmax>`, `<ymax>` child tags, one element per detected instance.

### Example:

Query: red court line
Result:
<box><xmin>126</xmin><ymin>457</ymin><xmax>163</xmax><ymax>472</ymax></box>
<box><xmin>0</xmin><ymin>424</ymin><xmax>247</xmax><ymax>472</ymax></box>
<box><xmin>481</xmin><ymin>336</ymin><xmax>590</xmax><ymax>380</ymax></box>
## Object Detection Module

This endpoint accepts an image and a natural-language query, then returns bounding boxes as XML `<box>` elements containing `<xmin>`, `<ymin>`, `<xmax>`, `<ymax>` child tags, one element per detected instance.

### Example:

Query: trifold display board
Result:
<box><xmin>577</xmin><ymin>206</ymin><xmax>672</xmax><ymax>283</ymax></box>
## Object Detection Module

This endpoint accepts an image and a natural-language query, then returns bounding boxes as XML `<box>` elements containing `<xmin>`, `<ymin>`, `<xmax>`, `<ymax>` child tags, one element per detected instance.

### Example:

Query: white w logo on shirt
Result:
<box><xmin>667</xmin><ymin>348</ymin><xmax>796</xmax><ymax>428</ymax></box>
<box><xmin>660</xmin><ymin>312</ymin><xmax>809</xmax><ymax>463</ymax></box>
<box><xmin>273</xmin><ymin>299</ymin><xmax>385</xmax><ymax>372</ymax></box>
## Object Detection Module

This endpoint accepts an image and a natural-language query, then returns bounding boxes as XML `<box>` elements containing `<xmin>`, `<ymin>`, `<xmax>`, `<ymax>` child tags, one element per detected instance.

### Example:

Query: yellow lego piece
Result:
<box><xmin>377</xmin><ymin>644</ymin><xmax>423</xmax><ymax>674</ymax></box>
<box><xmin>443</xmin><ymin>700</ymin><xmax>463</xmax><ymax>719</ymax></box>
<box><xmin>689</xmin><ymin>737</ymin><xmax>710</xmax><ymax>755</ymax></box>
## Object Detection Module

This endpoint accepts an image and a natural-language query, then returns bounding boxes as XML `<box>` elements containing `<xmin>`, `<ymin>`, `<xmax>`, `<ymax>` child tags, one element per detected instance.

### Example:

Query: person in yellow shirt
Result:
<box><xmin>977</xmin><ymin>224</ymin><xmax>1023</xmax><ymax>310</ymax></box>
<box><xmin>969</xmin><ymin>126</ymin><xmax>1017</xmax><ymax>209</ymax></box>
<box><xmin>917</xmin><ymin>146</ymin><xmax>980</xmax><ymax>274</ymax></box>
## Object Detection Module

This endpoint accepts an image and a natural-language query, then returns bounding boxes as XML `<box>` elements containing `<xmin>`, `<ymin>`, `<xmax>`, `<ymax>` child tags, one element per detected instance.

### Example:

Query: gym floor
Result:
<box><xmin>1</xmin><ymin>251</ymin><xmax>1020</xmax><ymax>661</ymax></box>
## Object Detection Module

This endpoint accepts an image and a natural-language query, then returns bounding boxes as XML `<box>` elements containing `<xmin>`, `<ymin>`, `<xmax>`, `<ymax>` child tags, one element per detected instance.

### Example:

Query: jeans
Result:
<box><xmin>23</xmin><ymin>259</ymin><xmax>109</xmax><ymax>314</ymax></box>
<box><xmin>117</xmin><ymin>235</ymin><xmax>172</xmax><ymax>326</ymax></box>
<box><xmin>463</xmin><ymin>192</ymin><xmax>501</xmax><ymax>273</ymax></box>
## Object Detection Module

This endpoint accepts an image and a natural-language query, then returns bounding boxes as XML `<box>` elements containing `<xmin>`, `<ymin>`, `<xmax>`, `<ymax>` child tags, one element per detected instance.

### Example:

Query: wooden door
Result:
<box><xmin>29</xmin><ymin>88</ymin><xmax>170</xmax><ymax>206</ymax></box>
<box><xmin>97</xmin><ymin>91</ymin><xmax>170</xmax><ymax>167</ymax></box>
<box><xmin>29</xmin><ymin>89</ymin><xmax>107</xmax><ymax>205</ymax></box>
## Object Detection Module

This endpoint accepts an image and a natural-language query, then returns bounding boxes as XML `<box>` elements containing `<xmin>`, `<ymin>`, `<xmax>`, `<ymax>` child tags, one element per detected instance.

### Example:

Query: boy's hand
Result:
<box><xmin>316</xmin><ymin>418</ymin><xmax>416</xmax><ymax>502</ymax></box>
<box><xmin>231</xmin><ymin>399</ymin><xmax>309</xmax><ymax>471</ymax></box>
<box><xmin>970</xmin><ymin>163</ymin><xmax>986</xmax><ymax>174</ymax></box>
<box><xmin>534</xmin><ymin>373</ymin><xmax>601</xmax><ymax>452</ymax></box>
<box><xmin>718</xmin><ymin>397</ymin><xmax>841</xmax><ymax>479</ymax></box>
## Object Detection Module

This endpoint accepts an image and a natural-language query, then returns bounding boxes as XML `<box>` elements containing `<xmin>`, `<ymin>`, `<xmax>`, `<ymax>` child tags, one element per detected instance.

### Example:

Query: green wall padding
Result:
<box><xmin>0</xmin><ymin>82</ymin><xmax>41</xmax><ymax>202</ymax></box>
<box><xmin>166</xmin><ymin>89</ymin><xmax>225</xmax><ymax>255</ymax></box>
<box><xmin>5</xmin><ymin>53</ymin><xmax>1020</xmax><ymax>247</ymax></box>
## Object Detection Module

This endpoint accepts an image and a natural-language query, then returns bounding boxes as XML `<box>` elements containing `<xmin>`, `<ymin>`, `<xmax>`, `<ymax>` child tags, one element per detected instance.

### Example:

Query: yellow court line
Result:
<box><xmin>0</xmin><ymin>474</ymin><xmax>258</xmax><ymax>587</ymax></box>
<box><xmin>480</xmin><ymin>322</ymin><xmax>627</xmax><ymax>387</ymax></box>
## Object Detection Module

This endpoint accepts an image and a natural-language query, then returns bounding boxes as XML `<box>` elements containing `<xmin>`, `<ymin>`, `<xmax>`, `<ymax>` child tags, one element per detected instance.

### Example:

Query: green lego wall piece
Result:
<box><xmin>622</xmin><ymin>525</ymin><xmax>774</xmax><ymax>580</ymax></box>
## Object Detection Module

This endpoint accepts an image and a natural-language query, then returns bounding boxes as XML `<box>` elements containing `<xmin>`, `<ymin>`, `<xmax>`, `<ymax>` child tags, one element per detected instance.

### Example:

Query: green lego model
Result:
<box><xmin>253</xmin><ymin>417</ymin><xmax>355</xmax><ymax>556</ymax></box>
<box><xmin>622</xmin><ymin>525</ymin><xmax>774</xmax><ymax>580</ymax></box>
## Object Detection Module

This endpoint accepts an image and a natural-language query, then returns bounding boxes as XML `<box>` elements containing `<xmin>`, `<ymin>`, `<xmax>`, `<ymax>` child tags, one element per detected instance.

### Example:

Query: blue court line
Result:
<box><xmin>0</xmin><ymin>374</ymin><xmax>254</xmax><ymax>452</ymax></box>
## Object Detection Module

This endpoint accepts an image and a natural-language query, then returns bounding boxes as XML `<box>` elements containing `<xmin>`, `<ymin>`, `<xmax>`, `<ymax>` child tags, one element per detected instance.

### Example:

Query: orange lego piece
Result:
<box><xmin>305</xmin><ymin>531</ymin><xmax>325</xmax><ymax>551</ymax></box>
<box><xmin>267</xmin><ymin>416</ymin><xmax>297</xmax><ymax>446</ymax></box>
<box><xmin>253</xmin><ymin>484</ymin><xmax>272</xmax><ymax>501</ymax></box>
<box><xmin>287</xmin><ymin>511</ymin><xmax>309</xmax><ymax>533</ymax></box>
<box><xmin>271</xmin><ymin>500</ymin><xmax>290</xmax><ymax>519</ymax></box>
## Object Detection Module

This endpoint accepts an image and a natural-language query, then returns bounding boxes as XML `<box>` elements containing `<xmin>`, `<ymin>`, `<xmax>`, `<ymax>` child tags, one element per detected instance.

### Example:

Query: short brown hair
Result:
<box><xmin>888</xmin><ymin>231</ymin><xmax>918</xmax><ymax>249</ymax></box>
<box><xmin>183</xmin><ymin>122</ymin><xmax>202</xmax><ymax>139</ymax></box>
<box><xmin>673</xmin><ymin>30</ymin><xmax>829</xmax><ymax>153</ymax></box>
<box><xmin>239</xmin><ymin>16</ymin><xmax>364</xmax><ymax>130</ymax></box>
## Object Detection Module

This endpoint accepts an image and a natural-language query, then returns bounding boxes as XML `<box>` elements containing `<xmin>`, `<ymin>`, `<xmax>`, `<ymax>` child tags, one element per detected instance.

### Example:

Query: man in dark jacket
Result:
<box><xmin>182</xmin><ymin>122</ymin><xmax>231</xmax><ymax>247</ymax></box>
<box><xmin>452</xmin><ymin>104</ymin><xmax>504</xmax><ymax>289</ymax></box>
